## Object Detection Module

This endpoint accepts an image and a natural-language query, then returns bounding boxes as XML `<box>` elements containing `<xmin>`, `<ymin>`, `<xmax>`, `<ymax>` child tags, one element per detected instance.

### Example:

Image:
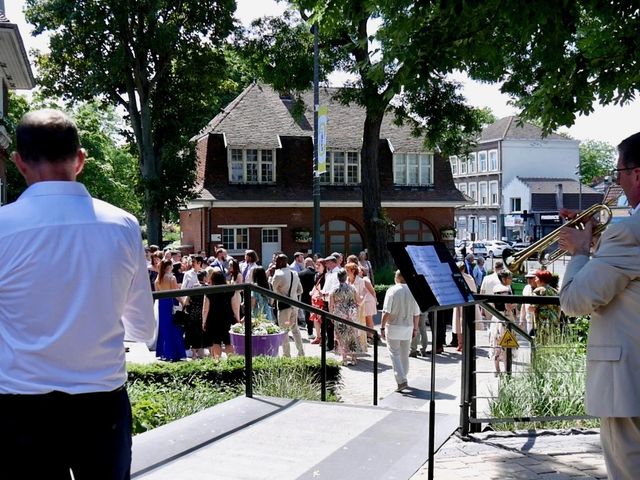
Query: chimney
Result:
<box><xmin>556</xmin><ymin>183</ymin><xmax>564</xmax><ymax>210</ymax></box>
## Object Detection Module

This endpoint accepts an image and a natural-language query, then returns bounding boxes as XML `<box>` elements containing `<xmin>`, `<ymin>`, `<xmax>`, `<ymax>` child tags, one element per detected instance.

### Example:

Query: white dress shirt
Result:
<box><xmin>382</xmin><ymin>283</ymin><xmax>421</xmax><ymax>340</ymax></box>
<box><xmin>322</xmin><ymin>267</ymin><xmax>340</xmax><ymax>298</ymax></box>
<box><xmin>0</xmin><ymin>181</ymin><xmax>155</xmax><ymax>394</ymax></box>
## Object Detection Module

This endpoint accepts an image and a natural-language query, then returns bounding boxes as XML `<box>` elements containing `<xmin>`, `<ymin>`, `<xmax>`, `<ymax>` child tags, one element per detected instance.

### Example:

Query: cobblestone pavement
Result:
<box><xmin>412</xmin><ymin>430</ymin><xmax>606</xmax><ymax>480</ymax></box>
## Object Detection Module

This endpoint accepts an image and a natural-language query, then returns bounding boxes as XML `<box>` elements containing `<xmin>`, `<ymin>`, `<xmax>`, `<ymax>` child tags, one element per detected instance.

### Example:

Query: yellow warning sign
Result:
<box><xmin>499</xmin><ymin>330</ymin><xmax>520</xmax><ymax>349</ymax></box>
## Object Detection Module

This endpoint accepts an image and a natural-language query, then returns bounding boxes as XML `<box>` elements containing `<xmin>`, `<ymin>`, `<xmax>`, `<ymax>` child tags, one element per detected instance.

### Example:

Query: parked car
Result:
<box><xmin>454</xmin><ymin>239</ymin><xmax>468</xmax><ymax>260</ymax></box>
<box><xmin>484</xmin><ymin>240</ymin><xmax>510</xmax><ymax>258</ymax></box>
<box><xmin>467</xmin><ymin>242</ymin><xmax>488</xmax><ymax>258</ymax></box>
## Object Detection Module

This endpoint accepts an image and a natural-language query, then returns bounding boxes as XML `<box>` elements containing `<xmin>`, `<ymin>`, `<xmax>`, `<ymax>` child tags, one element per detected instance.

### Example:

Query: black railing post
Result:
<box><xmin>460</xmin><ymin>304</ymin><xmax>474</xmax><ymax>436</ymax></box>
<box><xmin>427</xmin><ymin>309</ymin><xmax>438</xmax><ymax>480</ymax></box>
<box><xmin>320</xmin><ymin>312</ymin><xmax>327</xmax><ymax>402</ymax></box>
<box><xmin>373</xmin><ymin>332</ymin><xmax>379</xmax><ymax>406</ymax></box>
<box><xmin>244</xmin><ymin>284</ymin><xmax>253</xmax><ymax>398</ymax></box>
<box><xmin>506</xmin><ymin>323</ymin><xmax>513</xmax><ymax>376</ymax></box>
<box><xmin>470</xmin><ymin>307</ymin><xmax>480</xmax><ymax>433</ymax></box>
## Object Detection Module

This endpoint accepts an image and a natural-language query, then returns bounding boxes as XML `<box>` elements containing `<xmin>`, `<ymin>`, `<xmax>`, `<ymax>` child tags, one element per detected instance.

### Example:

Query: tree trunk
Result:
<box><xmin>146</xmin><ymin>197</ymin><xmax>163</xmax><ymax>247</ymax></box>
<box><xmin>360</xmin><ymin>109</ymin><xmax>394</xmax><ymax>274</ymax></box>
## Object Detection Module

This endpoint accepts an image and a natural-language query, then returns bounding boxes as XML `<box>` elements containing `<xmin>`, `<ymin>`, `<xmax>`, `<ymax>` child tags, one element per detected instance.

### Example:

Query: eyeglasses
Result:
<box><xmin>611</xmin><ymin>166</ymin><xmax>638</xmax><ymax>182</ymax></box>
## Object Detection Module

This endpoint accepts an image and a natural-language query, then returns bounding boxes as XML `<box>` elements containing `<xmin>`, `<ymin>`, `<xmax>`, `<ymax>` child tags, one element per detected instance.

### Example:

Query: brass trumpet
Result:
<box><xmin>503</xmin><ymin>204</ymin><xmax>612</xmax><ymax>274</ymax></box>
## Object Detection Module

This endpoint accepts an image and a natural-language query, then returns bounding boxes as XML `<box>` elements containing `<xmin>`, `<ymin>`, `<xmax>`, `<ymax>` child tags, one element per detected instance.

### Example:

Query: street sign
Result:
<box><xmin>498</xmin><ymin>330</ymin><xmax>520</xmax><ymax>349</ymax></box>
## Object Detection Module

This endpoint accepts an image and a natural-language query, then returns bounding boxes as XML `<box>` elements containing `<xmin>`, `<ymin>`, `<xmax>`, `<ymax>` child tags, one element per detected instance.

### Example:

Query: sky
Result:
<box><xmin>7</xmin><ymin>0</ymin><xmax>640</xmax><ymax>146</ymax></box>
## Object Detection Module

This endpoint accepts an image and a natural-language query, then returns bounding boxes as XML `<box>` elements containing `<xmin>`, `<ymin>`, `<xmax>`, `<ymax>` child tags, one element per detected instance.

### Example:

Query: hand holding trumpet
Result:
<box><xmin>558</xmin><ymin>208</ymin><xmax>595</xmax><ymax>256</ymax></box>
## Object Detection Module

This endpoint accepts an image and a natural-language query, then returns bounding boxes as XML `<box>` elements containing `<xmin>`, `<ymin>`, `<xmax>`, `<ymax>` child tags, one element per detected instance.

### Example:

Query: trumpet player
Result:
<box><xmin>559</xmin><ymin>132</ymin><xmax>640</xmax><ymax>480</ymax></box>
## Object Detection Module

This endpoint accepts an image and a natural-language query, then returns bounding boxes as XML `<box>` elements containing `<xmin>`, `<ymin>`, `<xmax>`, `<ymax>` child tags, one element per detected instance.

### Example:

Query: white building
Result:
<box><xmin>451</xmin><ymin>116</ymin><xmax>579</xmax><ymax>241</ymax></box>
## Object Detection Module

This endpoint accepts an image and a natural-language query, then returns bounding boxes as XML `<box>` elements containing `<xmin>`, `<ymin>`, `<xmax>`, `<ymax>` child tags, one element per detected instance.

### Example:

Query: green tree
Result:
<box><xmin>579</xmin><ymin>140</ymin><xmax>616</xmax><ymax>185</ymax></box>
<box><xmin>241</xmin><ymin>2</ymin><xmax>489</xmax><ymax>269</ymax></box>
<box><xmin>73</xmin><ymin>101</ymin><xmax>143</xmax><ymax>218</ymax></box>
<box><xmin>25</xmin><ymin>0</ymin><xmax>237</xmax><ymax>245</ymax></box>
<box><xmin>449</xmin><ymin>1</ymin><xmax>640</xmax><ymax>134</ymax></box>
<box><xmin>4</xmin><ymin>93</ymin><xmax>143</xmax><ymax>215</ymax></box>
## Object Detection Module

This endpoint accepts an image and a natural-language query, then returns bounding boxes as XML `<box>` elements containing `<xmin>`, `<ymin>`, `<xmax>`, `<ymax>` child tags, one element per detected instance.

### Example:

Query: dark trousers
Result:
<box><xmin>0</xmin><ymin>386</ymin><xmax>132</xmax><ymax>480</ymax></box>
<box><xmin>322</xmin><ymin>303</ymin><xmax>335</xmax><ymax>350</ymax></box>
<box><xmin>430</xmin><ymin>310</ymin><xmax>448</xmax><ymax>349</ymax></box>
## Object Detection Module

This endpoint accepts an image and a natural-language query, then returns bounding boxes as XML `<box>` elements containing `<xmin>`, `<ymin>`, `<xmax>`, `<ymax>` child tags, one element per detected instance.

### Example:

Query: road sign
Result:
<box><xmin>499</xmin><ymin>330</ymin><xmax>519</xmax><ymax>349</ymax></box>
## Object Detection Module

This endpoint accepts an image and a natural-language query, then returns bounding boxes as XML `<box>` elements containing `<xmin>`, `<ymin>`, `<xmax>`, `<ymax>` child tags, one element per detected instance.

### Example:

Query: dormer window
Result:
<box><xmin>393</xmin><ymin>153</ymin><xmax>433</xmax><ymax>186</ymax></box>
<box><xmin>319</xmin><ymin>151</ymin><xmax>361</xmax><ymax>185</ymax></box>
<box><xmin>229</xmin><ymin>148</ymin><xmax>276</xmax><ymax>184</ymax></box>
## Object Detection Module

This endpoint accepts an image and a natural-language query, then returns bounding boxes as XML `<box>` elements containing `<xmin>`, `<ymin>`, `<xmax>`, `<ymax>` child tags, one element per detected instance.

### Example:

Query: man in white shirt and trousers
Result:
<box><xmin>0</xmin><ymin>110</ymin><xmax>155</xmax><ymax>479</ymax></box>
<box><xmin>381</xmin><ymin>270</ymin><xmax>421</xmax><ymax>392</ymax></box>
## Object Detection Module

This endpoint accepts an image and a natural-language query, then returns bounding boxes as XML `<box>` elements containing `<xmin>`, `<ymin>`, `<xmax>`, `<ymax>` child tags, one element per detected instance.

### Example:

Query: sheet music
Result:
<box><xmin>405</xmin><ymin>245</ymin><xmax>466</xmax><ymax>307</ymax></box>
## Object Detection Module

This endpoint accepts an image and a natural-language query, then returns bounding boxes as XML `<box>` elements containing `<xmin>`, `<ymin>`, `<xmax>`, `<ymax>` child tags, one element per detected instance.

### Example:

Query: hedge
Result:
<box><xmin>127</xmin><ymin>355</ymin><xmax>342</xmax><ymax>392</ymax></box>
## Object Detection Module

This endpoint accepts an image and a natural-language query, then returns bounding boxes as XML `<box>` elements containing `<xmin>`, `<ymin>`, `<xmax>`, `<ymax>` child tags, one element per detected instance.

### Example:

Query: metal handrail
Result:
<box><xmin>151</xmin><ymin>282</ymin><xmax>380</xmax><ymax>405</ymax></box>
<box><xmin>460</xmin><ymin>294</ymin><xmax>592</xmax><ymax>435</ymax></box>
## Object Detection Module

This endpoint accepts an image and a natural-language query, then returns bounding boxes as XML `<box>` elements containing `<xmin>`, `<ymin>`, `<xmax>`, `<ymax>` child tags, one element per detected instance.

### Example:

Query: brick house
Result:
<box><xmin>0</xmin><ymin>5</ymin><xmax>35</xmax><ymax>205</ymax></box>
<box><xmin>180</xmin><ymin>83</ymin><xmax>466</xmax><ymax>262</ymax></box>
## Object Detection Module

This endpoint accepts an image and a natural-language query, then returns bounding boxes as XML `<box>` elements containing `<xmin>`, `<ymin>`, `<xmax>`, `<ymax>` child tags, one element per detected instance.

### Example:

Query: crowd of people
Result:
<box><xmin>145</xmin><ymin>246</ymin><xmax>378</xmax><ymax>366</ymax></box>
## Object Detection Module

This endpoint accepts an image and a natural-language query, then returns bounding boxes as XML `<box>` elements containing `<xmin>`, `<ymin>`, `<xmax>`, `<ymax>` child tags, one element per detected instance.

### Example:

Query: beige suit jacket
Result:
<box><xmin>560</xmin><ymin>210</ymin><xmax>640</xmax><ymax>417</ymax></box>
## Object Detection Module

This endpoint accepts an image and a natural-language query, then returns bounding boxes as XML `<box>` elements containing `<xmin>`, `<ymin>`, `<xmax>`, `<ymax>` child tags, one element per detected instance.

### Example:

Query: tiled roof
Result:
<box><xmin>603</xmin><ymin>183</ymin><xmax>625</xmax><ymax>206</ymax></box>
<box><xmin>197</xmin><ymin>83</ymin><xmax>429</xmax><ymax>153</ymax></box>
<box><xmin>195</xmin><ymin>83</ymin><xmax>307</xmax><ymax>148</ymax></box>
<box><xmin>299</xmin><ymin>88</ymin><xmax>426</xmax><ymax>153</ymax></box>
<box><xmin>479</xmin><ymin>116</ymin><xmax>569</xmax><ymax>143</ymax></box>
<box><xmin>532</xmin><ymin>193</ymin><xmax>603</xmax><ymax>212</ymax></box>
<box><xmin>517</xmin><ymin>177</ymin><xmax>600</xmax><ymax>195</ymax></box>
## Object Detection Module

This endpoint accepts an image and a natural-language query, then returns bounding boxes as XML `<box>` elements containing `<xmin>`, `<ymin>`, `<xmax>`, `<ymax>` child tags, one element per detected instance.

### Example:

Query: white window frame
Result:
<box><xmin>468</xmin><ymin>182</ymin><xmax>478</xmax><ymax>204</ymax></box>
<box><xmin>489</xmin><ymin>149</ymin><xmax>498</xmax><ymax>171</ymax></box>
<box><xmin>221</xmin><ymin>227</ymin><xmax>249</xmax><ymax>254</ymax></box>
<box><xmin>468</xmin><ymin>152</ymin><xmax>477</xmax><ymax>174</ymax></box>
<box><xmin>479</xmin><ymin>217</ymin><xmax>488</xmax><ymax>241</ymax></box>
<box><xmin>393</xmin><ymin>152</ymin><xmax>434</xmax><ymax>186</ymax></box>
<box><xmin>450</xmin><ymin>156</ymin><xmax>458</xmax><ymax>175</ymax></box>
<box><xmin>459</xmin><ymin>155</ymin><xmax>467</xmax><ymax>174</ymax></box>
<box><xmin>320</xmin><ymin>150</ymin><xmax>361</xmax><ymax>185</ymax></box>
<box><xmin>228</xmin><ymin>148</ymin><xmax>276</xmax><ymax>184</ymax></box>
<box><xmin>479</xmin><ymin>181</ymin><xmax>488</xmax><ymax>206</ymax></box>
<box><xmin>489</xmin><ymin>217</ymin><xmax>498</xmax><ymax>240</ymax></box>
<box><xmin>489</xmin><ymin>181</ymin><xmax>499</xmax><ymax>205</ymax></box>
<box><xmin>478</xmin><ymin>151</ymin><xmax>488</xmax><ymax>172</ymax></box>
<box><xmin>459</xmin><ymin>182</ymin><xmax>468</xmax><ymax>196</ymax></box>
<box><xmin>510</xmin><ymin>197</ymin><xmax>522</xmax><ymax>212</ymax></box>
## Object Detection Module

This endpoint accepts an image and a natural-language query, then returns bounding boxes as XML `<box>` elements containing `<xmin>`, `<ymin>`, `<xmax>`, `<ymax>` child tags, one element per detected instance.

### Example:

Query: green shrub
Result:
<box><xmin>129</xmin><ymin>379</ymin><xmax>241</xmax><ymax>434</ymax></box>
<box><xmin>128</xmin><ymin>355</ymin><xmax>342</xmax><ymax>392</ymax></box>
<box><xmin>128</xmin><ymin>356</ymin><xmax>343</xmax><ymax>434</ymax></box>
<box><xmin>489</xmin><ymin>326</ymin><xmax>598</xmax><ymax>430</ymax></box>
<box><xmin>374</xmin><ymin>265</ymin><xmax>396</xmax><ymax>286</ymax></box>
<box><xmin>374</xmin><ymin>284</ymin><xmax>391</xmax><ymax>307</ymax></box>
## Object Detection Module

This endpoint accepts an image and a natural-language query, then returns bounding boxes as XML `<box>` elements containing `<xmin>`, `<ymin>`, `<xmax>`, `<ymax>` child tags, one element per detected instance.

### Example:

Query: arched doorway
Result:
<box><xmin>393</xmin><ymin>219</ymin><xmax>436</xmax><ymax>242</ymax></box>
<box><xmin>320</xmin><ymin>220</ymin><xmax>363</xmax><ymax>256</ymax></box>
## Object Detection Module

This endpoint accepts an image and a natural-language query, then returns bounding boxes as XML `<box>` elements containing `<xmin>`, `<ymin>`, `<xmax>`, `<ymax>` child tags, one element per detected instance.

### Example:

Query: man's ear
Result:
<box><xmin>11</xmin><ymin>152</ymin><xmax>29</xmax><ymax>178</ymax></box>
<box><xmin>74</xmin><ymin>148</ymin><xmax>86</xmax><ymax>176</ymax></box>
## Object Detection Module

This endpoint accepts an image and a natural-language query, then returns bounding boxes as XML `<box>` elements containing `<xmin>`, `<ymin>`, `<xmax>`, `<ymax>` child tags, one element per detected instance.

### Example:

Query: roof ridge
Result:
<box><xmin>192</xmin><ymin>82</ymin><xmax>257</xmax><ymax>141</ymax></box>
<box><xmin>502</xmin><ymin>116</ymin><xmax>515</xmax><ymax>140</ymax></box>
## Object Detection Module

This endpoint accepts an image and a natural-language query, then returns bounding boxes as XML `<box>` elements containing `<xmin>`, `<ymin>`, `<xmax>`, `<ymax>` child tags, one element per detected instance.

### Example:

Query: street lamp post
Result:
<box><xmin>312</xmin><ymin>23</ymin><xmax>321</xmax><ymax>254</ymax></box>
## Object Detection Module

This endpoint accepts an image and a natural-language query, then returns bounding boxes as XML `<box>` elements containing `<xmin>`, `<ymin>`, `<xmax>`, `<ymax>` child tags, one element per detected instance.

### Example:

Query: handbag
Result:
<box><xmin>173</xmin><ymin>305</ymin><xmax>189</xmax><ymax>327</ymax></box>
<box><xmin>277</xmin><ymin>272</ymin><xmax>294</xmax><ymax>310</ymax></box>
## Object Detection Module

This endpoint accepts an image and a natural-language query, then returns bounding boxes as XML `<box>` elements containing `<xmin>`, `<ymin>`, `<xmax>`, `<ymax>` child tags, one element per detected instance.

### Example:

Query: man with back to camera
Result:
<box><xmin>558</xmin><ymin>132</ymin><xmax>640</xmax><ymax>480</ymax></box>
<box><xmin>0</xmin><ymin>109</ymin><xmax>155</xmax><ymax>479</ymax></box>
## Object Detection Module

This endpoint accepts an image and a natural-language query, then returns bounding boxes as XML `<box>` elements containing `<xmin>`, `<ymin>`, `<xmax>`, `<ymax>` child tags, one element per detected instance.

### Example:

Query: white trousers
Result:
<box><xmin>387</xmin><ymin>338</ymin><xmax>411</xmax><ymax>385</ymax></box>
<box><xmin>601</xmin><ymin>416</ymin><xmax>640</xmax><ymax>480</ymax></box>
<box><xmin>278</xmin><ymin>307</ymin><xmax>304</xmax><ymax>357</ymax></box>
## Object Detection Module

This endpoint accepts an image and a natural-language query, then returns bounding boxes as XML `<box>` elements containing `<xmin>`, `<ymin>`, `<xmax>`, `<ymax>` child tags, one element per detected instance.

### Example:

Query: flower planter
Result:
<box><xmin>230</xmin><ymin>331</ymin><xmax>286</xmax><ymax>357</ymax></box>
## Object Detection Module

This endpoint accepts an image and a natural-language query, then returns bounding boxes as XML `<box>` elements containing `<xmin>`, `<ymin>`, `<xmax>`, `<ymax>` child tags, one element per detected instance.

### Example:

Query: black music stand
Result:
<box><xmin>388</xmin><ymin>242</ymin><xmax>479</xmax><ymax>480</ymax></box>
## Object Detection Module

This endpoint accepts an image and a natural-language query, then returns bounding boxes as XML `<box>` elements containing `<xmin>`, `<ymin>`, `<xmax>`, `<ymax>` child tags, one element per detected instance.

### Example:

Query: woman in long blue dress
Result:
<box><xmin>155</xmin><ymin>259</ymin><xmax>186</xmax><ymax>361</ymax></box>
